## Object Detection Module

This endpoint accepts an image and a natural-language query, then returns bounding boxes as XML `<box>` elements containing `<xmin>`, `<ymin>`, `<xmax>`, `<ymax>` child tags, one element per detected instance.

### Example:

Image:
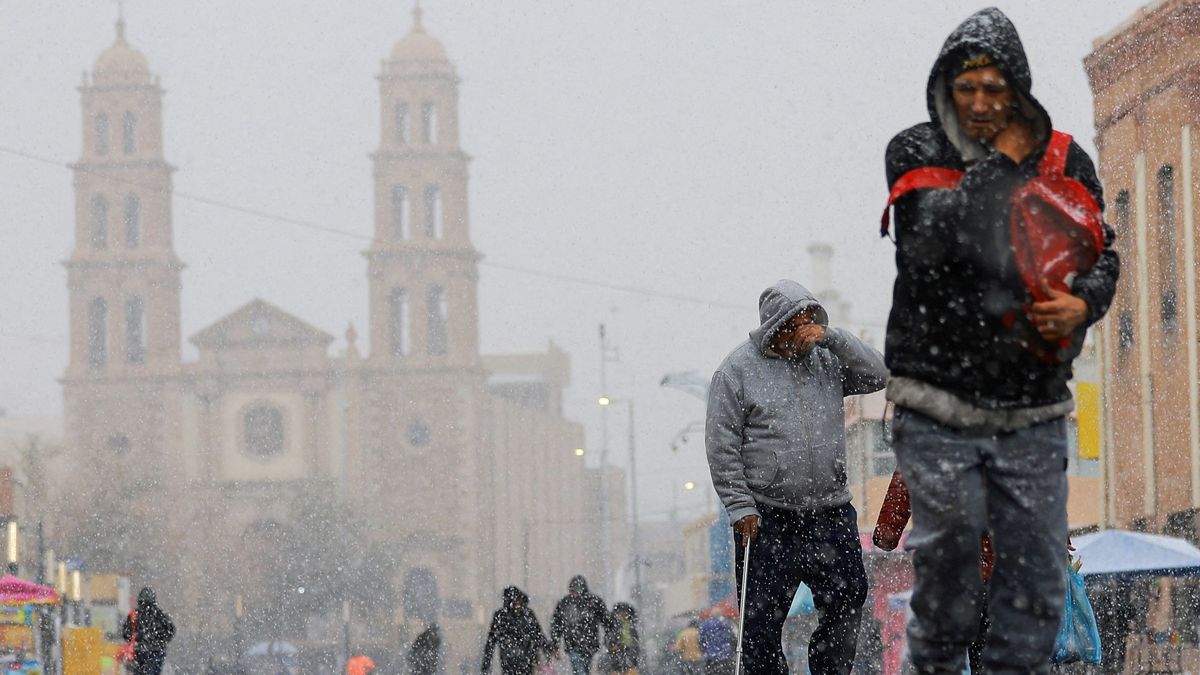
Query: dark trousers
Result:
<box><xmin>734</xmin><ymin>502</ymin><xmax>867</xmax><ymax>675</ymax></box>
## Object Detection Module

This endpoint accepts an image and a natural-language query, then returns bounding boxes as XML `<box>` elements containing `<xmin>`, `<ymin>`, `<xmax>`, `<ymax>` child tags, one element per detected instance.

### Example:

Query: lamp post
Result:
<box><xmin>70</xmin><ymin>570</ymin><xmax>82</xmax><ymax>626</ymax></box>
<box><xmin>234</xmin><ymin>594</ymin><xmax>245</xmax><ymax>669</ymax></box>
<box><xmin>342</xmin><ymin>599</ymin><xmax>351</xmax><ymax>668</ymax></box>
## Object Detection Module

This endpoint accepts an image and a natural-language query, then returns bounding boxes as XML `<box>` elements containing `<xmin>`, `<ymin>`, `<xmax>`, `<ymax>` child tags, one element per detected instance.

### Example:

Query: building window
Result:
<box><xmin>392</xmin><ymin>186</ymin><xmax>410</xmax><ymax>240</ymax></box>
<box><xmin>424</xmin><ymin>186</ymin><xmax>443</xmax><ymax>239</ymax></box>
<box><xmin>107</xmin><ymin>433</ymin><xmax>131</xmax><ymax>455</ymax></box>
<box><xmin>389</xmin><ymin>288</ymin><xmax>410</xmax><ymax>357</ymax></box>
<box><xmin>395</xmin><ymin>102</ymin><xmax>410</xmax><ymax>144</ymax></box>
<box><xmin>244</xmin><ymin>406</ymin><xmax>285</xmax><ymax>458</ymax></box>
<box><xmin>122</xmin><ymin>111</ymin><xmax>137</xmax><ymax>155</ymax></box>
<box><xmin>1157</xmin><ymin>166</ymin><xmax>1178</xmax><ymax>332</ymax></box>
<box><xmin>90</xmin><ymin>195</ymin><xmax>109</xmax><ymax>249</ymax></box>
<box><xmin>94</xmin><ymin>113</ymin><xmax>110</xmax><ymax>155</ymax></box>
<box><xmin>407</xmin><ymin>420</ymin><xmax>432</xmax><ymax>448</ymax></box>
<box><xmin>126</xmin><ymin>297</ymin><xmax>145</xmax><ymax>365</ymax></box>
<box><xmin>124</xmin><ymin>194</ymin><xmax>141</xmax><ymax>248</ymax></box>
<box><xmin>88</xmin><ymin>298</ymin><xmax>108</xmax><ymax>368</ymax></box>
<box><xmin>426</xmin><ymin>286</ymin><xmax>448</xmax><ymax>355</ymax></box>
<box><xmin>1113</xmin><ymin>190</ymin><xmax>1130</xmax><ymax>240</ymax></box>
<box><xmin>422</xmin><ymin>102</ymin><xmax>438</xmax><ymax>144</ymax></box>
<box><xmin>1118</xmin><ymin>310</ymin><xmax>1134</xmax><ymax>356</ymax></box>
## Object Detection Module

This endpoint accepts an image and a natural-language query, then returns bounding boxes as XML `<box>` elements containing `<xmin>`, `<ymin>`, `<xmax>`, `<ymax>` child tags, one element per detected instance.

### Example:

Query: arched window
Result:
<box><xmin>1157</xmin><ymin>166</ymin><xmax>1178</xmax><ymax>331</ymax></box>
<box><xmin>424</xmin><ymin>186</ymin><xmax>443</xmax><ymax>239</ymax></box>
<box><xmin>94</xmin><ymin>113</ymin><xmax>110</xmax><ymax>155</ymax></box>
<box><xmin>389</xmin><ymin>288</ymin><xmax>410</xmax><ymax>357</ymax></box>
<box><xmin>422</xmin><ymin>102</ymin><xmax>438</xmax><ymax>144</ymax></box>
<box><xmin>244</xmin><ymin>406</ymin><xmax>285</xmax><ymax>458</ymax></box>
<box><xmin>87</xmin><ymin>298</ymin><xmax>107</xmax><ymax>368</ymax></box>
<box><xmin>124</xmin><ymin>194</ymin><xmax>141</xmax><ymax>248</ymax></box>
<box><xmin>426</xmin><ymin>286</ymin><xmax>448</xmax><ymax>355</ymax></box>
<box><xmin>402</xmin><ymin>567</ymin><xmax>440</xmax><ymax>624</ymax></box>
<box><xmin>122</xmin><ymin>111</ymin><xmax>137</xmax><ymax>154</ymax></box>
<box><xmin>395</xmin><ymin>102</ymin><xmax>410</xmax><ymax>144</ymax></box>
<box><xmin>392</xmin><ymin>186</ymin><xmax>410</xmax><ymax>240</ymax></box>
<box><xmin>107</xmin><ymin>433</ymin><xmax>131</xmax><ymax>455</ymax></box>
<box><xmin>90</xmin><ymin>195</ymin><xmax>109</xmax><ymax>249</ymax></box>
<box><xmin>126</xmin><ymin>297</ymin><xmax>145</xmax><ymax>365</ymax></box>
<box><xmin>1113</xmin><ymin>190</ymin><xmax>1130</xmax><ymax>239</ymax></box>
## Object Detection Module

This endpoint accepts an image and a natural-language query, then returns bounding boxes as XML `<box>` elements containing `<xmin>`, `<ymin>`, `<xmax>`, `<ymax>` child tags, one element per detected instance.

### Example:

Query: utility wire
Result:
<box><xmin>0</xmin><ymin>145</ymin><xmax>754</xmax><ymax>312</ymax></box>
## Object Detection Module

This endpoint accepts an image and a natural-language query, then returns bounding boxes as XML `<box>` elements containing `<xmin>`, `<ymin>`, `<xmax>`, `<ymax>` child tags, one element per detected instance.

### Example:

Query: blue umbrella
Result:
<box><xmin>1072</xmin><ymin>529</ymin><xmax>1200</xmax><ymax>578</ymax></box>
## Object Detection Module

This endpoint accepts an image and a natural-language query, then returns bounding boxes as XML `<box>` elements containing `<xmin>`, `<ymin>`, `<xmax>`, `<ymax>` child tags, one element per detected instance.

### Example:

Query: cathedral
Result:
<box><xmin>59</xmin><ymin>8</ymin><xmax>596</xmax><ymax>666</ymax></box>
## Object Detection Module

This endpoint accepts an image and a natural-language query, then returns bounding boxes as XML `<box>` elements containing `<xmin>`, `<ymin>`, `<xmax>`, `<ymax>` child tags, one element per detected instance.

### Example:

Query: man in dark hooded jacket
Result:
<box><xmin>121</xmin><ymin>587</ymin><xmax>176</xmax><ymax>675</ymax></box>
<box><xmin>482</xmin><ymin>587</ymin><xmax>550</xmax><ymax>675</ymax></box>
<box><xmin>550</xmin><ymin>576</ymin><xmax>611</xmax><ymax>675</ymax></box>
<box><xmin>706</xmin><ymin>280</ymin><xmax>887</xmax><ymax>675</ymax></box>
<box><xmin>883</xmin><ymin>8</ymin><xmax>1119</xmax><ymax>673</ymax></box>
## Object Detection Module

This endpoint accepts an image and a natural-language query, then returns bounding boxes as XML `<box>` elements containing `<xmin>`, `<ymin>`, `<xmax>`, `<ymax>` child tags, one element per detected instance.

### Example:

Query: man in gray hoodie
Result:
<box><xmin>706</xmin><ymin>280</ymin><xmax>887</xmax><ymax>675</ymax></box>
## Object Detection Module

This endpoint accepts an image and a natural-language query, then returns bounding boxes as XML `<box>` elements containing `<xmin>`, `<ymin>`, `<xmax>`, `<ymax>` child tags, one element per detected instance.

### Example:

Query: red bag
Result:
<box><xmin>116</xmin><ymin>610</ymin><xmax>136</xmax><ymax>664</ymax></box>
<box><xmin>880</xmin><ymin>131</ymin><xmax>1105</xmax><ymax>358</ymax></box>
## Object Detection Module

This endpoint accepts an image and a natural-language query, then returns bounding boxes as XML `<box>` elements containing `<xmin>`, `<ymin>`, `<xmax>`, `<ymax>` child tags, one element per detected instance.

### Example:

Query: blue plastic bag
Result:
<box><xmin>1051</xmin><ymin>560</ymin><xmax>1102</xmax><ymax>664</ymax></box>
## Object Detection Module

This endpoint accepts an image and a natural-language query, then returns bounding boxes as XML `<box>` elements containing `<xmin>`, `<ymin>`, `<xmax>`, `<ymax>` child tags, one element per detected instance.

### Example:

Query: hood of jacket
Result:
<box><xmin>927</xmin><ymin>7</ymin><xmax>1051</xmax><ymax>162</ymax></box>
<box><xmin>748</xmin><ymin>280</ymin><xmax>828</xmax><ymax>359</ymax></box>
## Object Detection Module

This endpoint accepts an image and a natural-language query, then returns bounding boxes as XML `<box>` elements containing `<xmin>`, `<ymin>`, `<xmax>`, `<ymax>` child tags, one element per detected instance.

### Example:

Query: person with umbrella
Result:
<box><xmin>346</xmin><ymin>654</ymin><xmax>376</xmax><ymax>675</ymax></box>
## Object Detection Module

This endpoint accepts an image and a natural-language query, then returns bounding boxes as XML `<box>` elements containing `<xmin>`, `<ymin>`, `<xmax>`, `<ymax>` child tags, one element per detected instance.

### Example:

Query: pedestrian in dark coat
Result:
<box><xmin>882</xmin><ymin>7</ymin><xmax>1119</xmax><ymax>673</ymax></box>
<box><xmin>604</xmin><ymin>603</ymin><xmax>639</xmax><ymax>675</ymax></box>
<box><xmin>121</xmin><ymin>587</ymin><xmax>176</xmax><ymax>675</ymax></box>
<box><xmin>409</xmin><ymin>623</ymin><xmax>443</xmax><ymax>675</ymax></box>
<box><xmin>549</xmin><ymin>576</ymin><xmax>612</xmax><ymax>675</ymax></box>
<box><xmin>482</xmin><ymin>587</ymin><xmax>550</xmax><ymax>675</ymax></box>
<box><xmin>706</xmin><ymin>280</ymin><xmax>887</xmax><ymax>675</ymax></box>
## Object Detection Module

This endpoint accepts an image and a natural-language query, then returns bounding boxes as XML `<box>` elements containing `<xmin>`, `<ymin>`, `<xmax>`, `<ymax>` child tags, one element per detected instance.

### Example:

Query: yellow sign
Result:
<box><xmin>1076</xmin><ymin>382</ymin><xmax>1100</xmax><ymax>460</ymax></box>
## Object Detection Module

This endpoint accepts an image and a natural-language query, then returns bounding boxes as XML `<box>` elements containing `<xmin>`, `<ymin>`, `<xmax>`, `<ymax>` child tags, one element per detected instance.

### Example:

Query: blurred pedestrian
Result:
<box><xmin>121</xmin><ymin>587</ymin><xmax>176</xmax><ymax>675</ymax></box>
<box><xmin>706</xmin><ymin>280</ymin><xmax>887</xmax><ymax>675</ymax></box>
<box><xmin>550</xmin><ymin>576</ymin><xmax>611</xmax><ymax>675</ymax></box>
<box><xmin>673</xmin><ymin>619</ymin><xmax>703</xmax><ymax>675</ymax></box>
<box><xmin>881</xmin><ymin>6</ymin><xmax>1118</xmax><ymax>671</ymax></box>
<box><xmin>605</xmin><ymin>603</ymin><xmax>639</xmax><ymax>675</ymax></box>
<box><xmin>698</xmin><ymin>616</ymin><xmax>734</xmax><ymax>675</ymax></box>
<box><xmin>410</xmin><ymin>623</ymin><xmax>443</xmax><ymax>675</ymax></box>
<box><xmin>482</xmin><ymin>587</ymin><xmax>551</xmax><ymax>675</ymax></box>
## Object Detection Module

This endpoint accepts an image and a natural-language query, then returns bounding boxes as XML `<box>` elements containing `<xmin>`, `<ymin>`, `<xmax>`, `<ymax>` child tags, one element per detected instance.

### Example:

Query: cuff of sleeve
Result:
<box><xmin>727</xmin><ymin>504</ymin><xmax>760</xmax><ymax>524</ymax></box>
<box><xmin>817</xmin><ymin>326</ymin><xmax>845</xmax><ymax>349</ymax></box>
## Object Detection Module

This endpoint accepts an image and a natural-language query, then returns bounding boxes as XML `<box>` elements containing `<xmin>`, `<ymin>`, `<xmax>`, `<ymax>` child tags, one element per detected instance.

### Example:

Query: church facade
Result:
<box><xmin>60</xmin><ymin>10</ymin><xmax>595</xmax><ymax>663</ymax></box>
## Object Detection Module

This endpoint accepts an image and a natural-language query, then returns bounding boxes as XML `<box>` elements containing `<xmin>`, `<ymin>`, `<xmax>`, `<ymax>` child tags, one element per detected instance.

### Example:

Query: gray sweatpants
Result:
<box><xmin>892</xmin><ymin>407</ymin><xmax>1068</xmax><ymax>674</ymax></box>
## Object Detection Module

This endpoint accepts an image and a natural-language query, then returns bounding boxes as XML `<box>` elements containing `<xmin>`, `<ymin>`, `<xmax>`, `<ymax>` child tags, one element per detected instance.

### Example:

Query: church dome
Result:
<box><xmin>93</xmin><ymin>20</ymin><xmax>151</xmax><ymax>83</ymax></box>
<box><xmin>389</xmin><ymin>7</ymin><xmax>449</xmax><ymax>63</ymax></box>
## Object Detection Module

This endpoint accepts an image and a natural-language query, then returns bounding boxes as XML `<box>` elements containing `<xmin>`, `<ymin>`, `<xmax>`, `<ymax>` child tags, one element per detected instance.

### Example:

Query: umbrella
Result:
<box><xmin>346</xmin><ymin>655</ymin><xmax>376</xmax><ymax>675</ymax></box>
<box><xmin>699</xmin><ymin>595</ymin><xmax>738</xmax><ymax>619</ymax></box>
<box><xmin>1072</xmin><ymin>529</ymin><xmax>1200</xmax><ymax>578</ymax></box>
<box><xmin>0</xmin><ymin>576</ymin><xmax>58</xmax><ymax>605</ymax></box>
<box><xmin>245</xmin><ymin>640</ymin><xmax>298</xmax><ymax>657</ymax></box>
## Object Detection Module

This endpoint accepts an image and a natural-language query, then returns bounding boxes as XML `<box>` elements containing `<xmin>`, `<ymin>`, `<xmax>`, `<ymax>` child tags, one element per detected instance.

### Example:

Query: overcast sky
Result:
<box><xmin>0</xmin><ymin>1</ymin><xmax>1149</xmax><ymax>519</ymax></box>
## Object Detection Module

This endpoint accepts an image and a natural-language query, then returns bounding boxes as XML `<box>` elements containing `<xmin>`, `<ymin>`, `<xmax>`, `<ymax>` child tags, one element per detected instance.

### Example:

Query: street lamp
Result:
<box><xmin>683</xmin><ymin>481</ymin><xmax>696</xmax><ymax>491</ymax></box>
<box><xmin>574</xmin><ymin>448</ymin><xmax>585</xmax><ymax>457</ymax></box>
<box><xmin>597</xmin><ymin>396</ymin><xmax>611</xmax><ymax>407</ymax></box>
<box><xmin>342</xmin><ymin>599</ymin><xmax>351</xmax><ymax>667</ymax></box>
<box><xmin>234</xmin><ymin>594</ymin><xmax>245</xmax><ymax>668</ymax></box>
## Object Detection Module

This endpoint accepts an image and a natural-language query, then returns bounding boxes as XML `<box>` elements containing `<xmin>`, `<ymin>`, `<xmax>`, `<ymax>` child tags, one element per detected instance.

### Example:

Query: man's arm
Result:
<box><xmin>481</xmin><ymin>614</ymin><xmax>499</xmax><ymax>672</ymax></box>
<box><xmin>817</xmin><ymin>327</ymin><xmax>887</xmax><ymax>396</ymax></box>
<box><xmin>705</xmin><ymin>371</ymin><xmax>758</xmax><ymax>525</ymax></box>
<box><xmin>1065</xmin><ymin>141</ymin><xmax>1120</xmax><ymax>326</ymax></box>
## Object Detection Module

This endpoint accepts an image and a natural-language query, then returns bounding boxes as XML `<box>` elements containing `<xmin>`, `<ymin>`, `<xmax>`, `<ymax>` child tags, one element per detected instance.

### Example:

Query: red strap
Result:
<box><xmin>880</xmin><ymin>167</ymin><xmax>964</xmax><ymax>237</ymax></box>
<box><xmin>1037</xmin><ymin>130</ymin><xmax>1072</xmax><ymax>177</ymax></box>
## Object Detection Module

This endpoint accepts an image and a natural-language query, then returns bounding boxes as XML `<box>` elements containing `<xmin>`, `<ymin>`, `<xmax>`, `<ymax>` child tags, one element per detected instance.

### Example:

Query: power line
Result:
<box><xmin>0</xmin><ymin>145</ymin><xmax>754</xmax><ymax>312</ymax></box>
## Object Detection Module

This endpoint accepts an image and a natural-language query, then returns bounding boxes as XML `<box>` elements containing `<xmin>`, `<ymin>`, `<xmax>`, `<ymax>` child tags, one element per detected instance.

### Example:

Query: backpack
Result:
<box><xmin>116</xmin><ymin>610</ymin><xmax>137</xmax><ymax>664</ymax></box>
<box><xmin>881</xmin><ymin>130</ymin><xmax>1105</xmax><ymax>361</ymax></box>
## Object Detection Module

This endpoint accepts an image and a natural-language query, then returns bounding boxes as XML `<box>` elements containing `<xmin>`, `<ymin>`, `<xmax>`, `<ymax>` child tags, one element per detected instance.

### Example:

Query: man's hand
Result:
<box><xmin>733</xmin><ymin>515</ymin><xmax>760</xmax><ymax>545</ymax></box>
<box><xmin>1031</xmin><ymin>286</ymin><xmax>1088</xmax><ymax>341</ymax></box>
<box><xmin>794</xmin><ymin>324</ymin><xmax>826</xmax><ymax>353</ymax></box>
<box><xmin>991</xmin><ymin>115</ymin><xmax>1036</xmax><ymax>164</ymax></box>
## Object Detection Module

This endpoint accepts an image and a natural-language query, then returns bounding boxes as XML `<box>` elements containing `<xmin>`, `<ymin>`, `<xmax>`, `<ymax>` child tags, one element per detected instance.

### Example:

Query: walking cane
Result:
<box><xmin>733</xmin><ymin>536</ymin><xmax>752</xmax><ymax>675</ymax></box>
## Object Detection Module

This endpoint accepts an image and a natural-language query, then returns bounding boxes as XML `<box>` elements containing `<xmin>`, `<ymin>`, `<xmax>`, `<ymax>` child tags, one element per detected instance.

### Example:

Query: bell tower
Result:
<box><xmin>365</xmin><ymin>6</ymin><xmax>480</xmax><ymax>368</ymax></box>
<box><xmin>63</xmin><ymin>17</ymin><xmax>182</xmax><ymax>463</ymax></box>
